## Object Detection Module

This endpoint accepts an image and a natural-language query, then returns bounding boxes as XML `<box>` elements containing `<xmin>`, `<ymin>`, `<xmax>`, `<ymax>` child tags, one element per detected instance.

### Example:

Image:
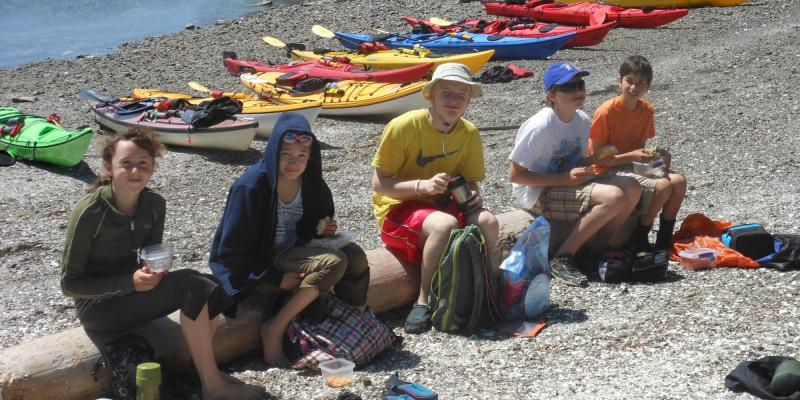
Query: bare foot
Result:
<box><xmin>204</xmin><ymin>380</ymin><xmax>266</xmax><ymax>400</ymax></box>
<box><xmin>222</xmin><ymin>372</ymin><xmax>245</xmax><ymax>385</ymax></box>
<box><xmin>259</xmin><ymin>321</ymin><xmax>290</xmax><ymax>368</ymax></box>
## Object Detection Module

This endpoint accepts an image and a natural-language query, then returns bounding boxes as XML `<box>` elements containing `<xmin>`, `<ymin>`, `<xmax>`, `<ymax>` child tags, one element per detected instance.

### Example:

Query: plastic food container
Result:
<box><xmin>678</xmin><ymin>248</ymin><xmax>717</xmax><ymax>270</ymax></box>
<box><xmin>632</xmin><ymin>159</ymin><xmax>665</xmax><ymax>177</ymax></box>
<box><xmin>319</xmin><ymin>358</ymin><xmax>354</xmax><ymax>388</ymax></box>
<box><xmin>140</xmin><ymin>243</ymin><xmax>176</xmax><ymax>272</ymax></box>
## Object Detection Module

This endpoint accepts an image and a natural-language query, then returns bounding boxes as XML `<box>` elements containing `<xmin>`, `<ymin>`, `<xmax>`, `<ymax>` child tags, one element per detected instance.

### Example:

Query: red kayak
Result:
<box><xmin>484</xmin><ymin>0</ymin><xmax>688</xmax><ymax>29</ymax></box>
<box><xmin>223</xmin><ymin>52</ymin><xmax>432</xmax><ymax>83</ymax></box>
<box><xmin>402</xmin><ymin>16</ymin><xmax>616</xmax><ymax>48</ymax></box>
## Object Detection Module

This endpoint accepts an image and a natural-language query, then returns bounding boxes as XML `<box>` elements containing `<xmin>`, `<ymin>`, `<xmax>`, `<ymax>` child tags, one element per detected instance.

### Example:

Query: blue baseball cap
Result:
<box><xmin>543</xmin><ymin>61</ymin><xmax>590</xmax><ymax>92</ymax></box>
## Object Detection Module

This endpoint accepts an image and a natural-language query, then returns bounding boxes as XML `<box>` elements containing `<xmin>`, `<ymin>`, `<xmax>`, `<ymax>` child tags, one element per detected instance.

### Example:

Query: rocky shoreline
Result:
<box><xmin>1</xmin><ymin>0</ymin><xmax>799</xmax><ymax>398</ymax></box>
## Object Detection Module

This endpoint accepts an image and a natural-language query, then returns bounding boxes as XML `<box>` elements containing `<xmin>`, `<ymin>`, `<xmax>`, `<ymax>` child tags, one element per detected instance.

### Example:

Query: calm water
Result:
<box><xmin>0</xmin><ymin>0</ymin><xmax>266</xmax><ymax>69</ymax></box>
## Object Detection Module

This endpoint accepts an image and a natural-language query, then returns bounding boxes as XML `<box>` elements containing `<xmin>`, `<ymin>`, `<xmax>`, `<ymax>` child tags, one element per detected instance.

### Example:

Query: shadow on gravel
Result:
<box><xmin>366</xmin><ymin>349</ymin><xmax>423</xmax><ymax>372</ymax></box>
<box><xmin>166</xmin><ymin>145</ymin><xmax>264</xmax><ymax>166</ymax></box>
<box><xmin>545</xmin><ymin>306</ymin><xmax>588</xmax><ymax>325</ymax></box>
<box><xmin>17</xmin><ymin>159</ymin><xmax>97</xmax><ymax>184</ymax></box>
<box><xmin>321</xmin><ymin>115</ymin><xmax>396</xmax><ymax>126</ymax></box>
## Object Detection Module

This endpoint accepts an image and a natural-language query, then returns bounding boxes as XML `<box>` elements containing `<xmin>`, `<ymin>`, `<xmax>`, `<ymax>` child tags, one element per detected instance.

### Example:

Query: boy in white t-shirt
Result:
<box><xmin>508</xmin><ymin>62</ymin><xmax>641</xmax><ymax>287</ymax></box>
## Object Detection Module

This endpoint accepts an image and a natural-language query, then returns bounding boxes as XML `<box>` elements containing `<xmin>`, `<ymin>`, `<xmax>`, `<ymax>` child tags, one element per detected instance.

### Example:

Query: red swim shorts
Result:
<box><xmin>380</xmin><ymin>199</ymin><xmax>466</xmax><ymax>264</ymax></box>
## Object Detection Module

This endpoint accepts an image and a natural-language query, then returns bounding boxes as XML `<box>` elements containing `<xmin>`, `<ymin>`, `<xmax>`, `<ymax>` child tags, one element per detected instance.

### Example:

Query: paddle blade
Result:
<box><xmin>78</xmin><ymin>89</ymin><xmax>116</xmax><ymax>103</ymax></box>
<box><xmin>262</xmin><ymin>36</ymin><xmax>286</xmax><ymax>48</ymax></box>
<box><xmin>429</xmin><ymin>17</ymin><xmax>453</xmax><ymax>27</ymax></box>
<box><xmin>187</xmin><ymin>81</ymin><xmax>210</xmax><ymax>93</ymax></box>
<box><xmin>312</xmin><ymin>24</ymin><xmax>335</xmax><ymax>38</ymax></box>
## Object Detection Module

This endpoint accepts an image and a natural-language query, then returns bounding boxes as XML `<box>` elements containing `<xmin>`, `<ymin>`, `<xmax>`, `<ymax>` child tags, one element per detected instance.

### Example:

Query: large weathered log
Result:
<box><xmin>0</xmin><ymin>210</ymin><xmax>533</xmax><ymax>400</ymax></box>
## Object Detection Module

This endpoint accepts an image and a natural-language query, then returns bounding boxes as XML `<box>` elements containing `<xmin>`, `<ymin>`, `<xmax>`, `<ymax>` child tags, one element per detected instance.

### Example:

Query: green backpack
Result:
<box><xmin>429</xmin><ymin>224</ymin><xmax>505</xmax><ymax>333</ymax></box>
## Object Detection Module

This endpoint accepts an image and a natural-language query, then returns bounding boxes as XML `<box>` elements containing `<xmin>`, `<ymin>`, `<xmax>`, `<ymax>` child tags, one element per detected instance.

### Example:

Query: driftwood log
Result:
<box><xmin>0</xmin><ymin>210</ymin><xmax>533</xmax><ymax>400</ymax></box>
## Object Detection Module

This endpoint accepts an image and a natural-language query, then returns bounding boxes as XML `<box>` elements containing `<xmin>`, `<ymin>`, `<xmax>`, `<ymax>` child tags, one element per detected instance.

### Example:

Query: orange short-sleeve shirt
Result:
<box><xmin>589</xmin><ymin>96</ymin><xmax>655</xmax><ymax>173</ymax></box>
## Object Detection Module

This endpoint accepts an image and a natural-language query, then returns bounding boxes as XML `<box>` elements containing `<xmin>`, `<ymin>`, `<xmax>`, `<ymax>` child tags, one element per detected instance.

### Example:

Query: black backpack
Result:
<box><xmin>429</xmin><ymin>225</ymin><xmax>504</xmax><ymax>333</ymax></box>
<box><xmin>598</xmin><ymin>248</ymin><xmax>668</xmax><ymax>283</ymax></box>
<box><xmin>479</xmin><ymin>66</ymin><xmax>515</xmax><ymax>84</ymax></box>
<box><xmin>721</xmin><ymin>224</ymin><xmax>777</xmax><ymax>261</ymax></box>
<box><xmin>93</xmin><ymin>334</ymin><xmax>156</xmax><ymax>400</ymax></box>
<box><xmin>181</xmin><ymin>96</ymin><xmax>243</xmax><ymax>129</ymax></box>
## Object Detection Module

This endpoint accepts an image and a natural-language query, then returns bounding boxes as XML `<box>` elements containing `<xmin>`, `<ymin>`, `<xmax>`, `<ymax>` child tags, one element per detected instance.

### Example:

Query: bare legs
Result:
<box><xmin>260</xmin><ymin>287</ymin><xmax>319</xmax><ymax>367</ymax></box>
<box><xmin>181</xmin><ymin>305</ymin><xmax>264</xmax><ymax>400</ymax></box>
<box><xmin>418</xmin><ymin>212</ymin><xmax>459</xmax><ymax>305</ymax></box>
<box><xmin>640</xmin><ymin>173</ymin><xmax>687</xmax><ymax>225</ymax></box>
<box><xmin>417</xmin><ymin>208</ymin><xmax>499</xmax><ymax>306</ymax></box>
<box><xmin>558</xmin><ymin>181</ymin><xmax>641</xmax><ymax>256</ymax></box>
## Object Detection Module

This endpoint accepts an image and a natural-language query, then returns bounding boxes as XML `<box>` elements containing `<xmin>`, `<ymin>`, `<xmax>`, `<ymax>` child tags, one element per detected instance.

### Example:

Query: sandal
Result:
<box><xmin>385</xmin><ymin>372</ymin><xmax>438</xmax><ymax>400</ymax></box>
<box><xmin>403</xmin><ymin>304</ymin><xmax>432</xmax><ymax>334</ymax></box>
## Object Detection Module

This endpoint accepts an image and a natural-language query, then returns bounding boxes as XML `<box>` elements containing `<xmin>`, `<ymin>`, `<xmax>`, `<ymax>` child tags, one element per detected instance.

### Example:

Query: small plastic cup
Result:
<box><xmin>140</xmin><ymin>243</ymin><xmax>176</xmax><ymax>272</ymax></box>
<box><xmin>678</xmin><ymin>248</ymin><xmax>717</xmax><ymax>270</ymax></box>
<box><xmin>319</xmin><ymin>358</ymin><xmax>354</xmax><ymax>388</ymax></box>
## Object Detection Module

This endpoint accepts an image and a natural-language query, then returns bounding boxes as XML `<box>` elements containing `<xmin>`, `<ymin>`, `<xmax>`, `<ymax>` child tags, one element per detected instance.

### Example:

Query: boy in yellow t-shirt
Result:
<box><xmin>589</xmin><ymin>55</ymin><xmax>687</xmax><ymax>250</ymax></box>
<box><xmin>372</xmin><ymin>63</ymin><xmax>499</xmax><ymax>334</ymax></box>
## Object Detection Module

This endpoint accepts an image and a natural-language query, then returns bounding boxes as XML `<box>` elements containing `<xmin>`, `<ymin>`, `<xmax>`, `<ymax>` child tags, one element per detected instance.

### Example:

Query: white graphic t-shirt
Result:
<box><xmin>508</xmin><ymin>107</ymin><xmax>591</xmax><ymax>209</ymax></box>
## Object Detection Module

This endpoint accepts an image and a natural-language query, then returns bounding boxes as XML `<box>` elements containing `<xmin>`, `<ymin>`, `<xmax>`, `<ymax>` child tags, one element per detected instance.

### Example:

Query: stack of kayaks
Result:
<box><xmin>130</xmin><ymin>88</ymin><xmax>323</xmax><ymax>138</ymax></box>
<box><xmin>80</xmin><ymin>90</ymin><xmax>259</xmax><ymax>151</ymax></box>
<box><xmin>333</xmin><ymin>31</ymin><xmax>575</xmax><ymax>60</ymax></box>
<box><xmin>554</xmin><ymin>0</ymin><xmax>745</xmax><ymax>7</ymax></box>
<box><xmin>223</xmin><ymin>51</ymin><xmax>433</xmax><ymax>83</ymax></box>
<box><xmin>239</xmin><ymin>73</ymin><xmax>427</xmax><ymax>117</ymax></box>
<box><xmin>402</xmin><ymin>16</ymin><xmax>617</xmax><ymax>48</ymax></box>
<box><xmin>0</xmin><ymin>107</ymin><xmax>93</xmax><ymax>167</ymax></box>
<box><xmin>288</xmin><ymin>47</ymin><xmax>495</xmax><ymax>74</ymax></box>
<box><xmin>484</xmin><ymin>0</ymin><xmax>689</xmax><ymax>29</ymax></box>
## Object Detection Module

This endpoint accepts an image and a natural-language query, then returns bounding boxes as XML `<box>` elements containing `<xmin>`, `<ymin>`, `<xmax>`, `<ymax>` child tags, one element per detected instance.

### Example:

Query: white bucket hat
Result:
<box><xmin>421</xmin><ymin>62</ymin><xmax>483</xmax><ymax>101</ymax></box>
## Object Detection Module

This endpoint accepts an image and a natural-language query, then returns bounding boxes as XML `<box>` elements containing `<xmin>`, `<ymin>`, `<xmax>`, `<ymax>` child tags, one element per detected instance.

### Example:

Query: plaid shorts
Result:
<box><xmin>530</xmin><ymin>182</ymin><xmax>595</xmax><ymax>221</ymax></box>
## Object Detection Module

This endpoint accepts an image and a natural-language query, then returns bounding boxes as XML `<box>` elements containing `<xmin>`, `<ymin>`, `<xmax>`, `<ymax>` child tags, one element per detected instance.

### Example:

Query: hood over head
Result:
<box><xmin>262</xmin><ymin>112</ymin><xmax>322</xmax><ymax>190</ymax></box>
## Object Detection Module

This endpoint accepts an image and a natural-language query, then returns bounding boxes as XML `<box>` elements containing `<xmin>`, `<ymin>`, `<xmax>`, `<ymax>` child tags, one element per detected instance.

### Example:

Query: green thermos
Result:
<box><xmin>136</xmin><ymin>362</ymin><xmax>162</xmax><ymax>400</ymax></box>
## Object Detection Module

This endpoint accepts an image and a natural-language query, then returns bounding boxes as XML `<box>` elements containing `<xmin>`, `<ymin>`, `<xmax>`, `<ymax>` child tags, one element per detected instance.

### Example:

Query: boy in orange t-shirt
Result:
<box><xmin>589</xmin><ymin>55</ymin><xmax>687</xmax><ymax>250</ymax></box>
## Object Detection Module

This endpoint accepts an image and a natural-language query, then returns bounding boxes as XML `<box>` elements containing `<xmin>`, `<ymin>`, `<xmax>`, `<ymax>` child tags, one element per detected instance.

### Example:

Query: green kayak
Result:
<box><xmin>0</xmin><ymin>107</ymin><xmax>93</xmax><ymax>167</ymax></box>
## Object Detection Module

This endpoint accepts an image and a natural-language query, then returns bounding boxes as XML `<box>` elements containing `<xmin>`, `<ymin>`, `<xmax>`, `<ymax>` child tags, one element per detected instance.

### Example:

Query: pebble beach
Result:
<box><xmin>1</xmin><ymin>0</ymin><xmax>799</xmax><ymax>398</ymax></box>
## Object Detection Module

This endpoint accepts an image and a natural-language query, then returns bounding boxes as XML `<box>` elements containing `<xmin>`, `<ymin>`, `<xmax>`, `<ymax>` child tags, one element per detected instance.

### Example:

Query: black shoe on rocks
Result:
<box><xmin>550</xmin><ymin>254</ymin><xmax>588</xmax><ymax>287</ymax></box>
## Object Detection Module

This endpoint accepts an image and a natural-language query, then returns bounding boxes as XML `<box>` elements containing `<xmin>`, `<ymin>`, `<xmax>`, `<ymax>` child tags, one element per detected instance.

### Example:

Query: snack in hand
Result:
<box><xmin>316</xmin><ymin>217</ymin><xmax>331</xmax><ymax>235</ymax></box>
<box><xmin>593</xmin><ymin>145</ymin><xmax>618</xmax><ymax>163</ymax></box>
<box><xmin>644</xmin><ymin>146</ymin><xmax>659</xmax><ymax>156</ymax></box>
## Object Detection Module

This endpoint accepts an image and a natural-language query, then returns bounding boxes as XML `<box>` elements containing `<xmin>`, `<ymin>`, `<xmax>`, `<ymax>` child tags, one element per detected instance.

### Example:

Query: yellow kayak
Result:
<box><xmin>289</xmin><ymin>48</ymin><xmax>495</xmax><ymax>74</ymax></box>
<box><xmin>555</xmin><ymin>0</ymin><xmax>744</xmax><ymax>7</ymax></box>
<box><xmin>131</xmin><ymin>88</ymin><xmax>322</xmax><ymax>138</ymax></box>
<box><xmin>239</xmin><ymin>72</ymin><xmax>427</xmax><ymax>117</ymax></box>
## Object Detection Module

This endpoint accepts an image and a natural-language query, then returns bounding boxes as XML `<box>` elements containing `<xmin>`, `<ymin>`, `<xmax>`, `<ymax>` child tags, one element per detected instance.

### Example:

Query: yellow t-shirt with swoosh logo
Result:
<box><xmin>372</xmin><ymin>109</ymin><xmax>485</xmax><ymax>229</ymax></box>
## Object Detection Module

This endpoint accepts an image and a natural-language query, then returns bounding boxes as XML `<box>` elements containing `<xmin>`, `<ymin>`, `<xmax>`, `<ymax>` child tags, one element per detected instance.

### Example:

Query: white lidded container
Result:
<box><xmin>319</xmin><ymin>358</ymin><xmax>354</xmax><ymax>388</ymax></box>
<box><xmin>139</xmin><ymin>243</ymin><xmax>176</xmax><ymax>272</ymax></box>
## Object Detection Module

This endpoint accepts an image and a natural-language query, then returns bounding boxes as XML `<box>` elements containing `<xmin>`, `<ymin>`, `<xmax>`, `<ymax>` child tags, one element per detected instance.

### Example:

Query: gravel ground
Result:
<box><xmin>1</xmin><ymin>0</ymin><xmax>799</xmax><ymax>399</ymax></box>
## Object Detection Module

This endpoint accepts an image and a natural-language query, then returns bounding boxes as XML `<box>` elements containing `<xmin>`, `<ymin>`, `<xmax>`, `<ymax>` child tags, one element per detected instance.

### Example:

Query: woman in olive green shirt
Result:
<box><xmin>61</xmin><ymin>127</ymin><xmax>264</xmax><ymax>400</ymax></box>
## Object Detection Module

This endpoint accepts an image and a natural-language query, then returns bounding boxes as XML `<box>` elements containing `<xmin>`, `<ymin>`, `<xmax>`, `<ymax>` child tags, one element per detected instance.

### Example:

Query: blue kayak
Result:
<box><xmin>334</xmin><ymin>31</ymin><xmax>575</xmax><ymax>60</ymax></box>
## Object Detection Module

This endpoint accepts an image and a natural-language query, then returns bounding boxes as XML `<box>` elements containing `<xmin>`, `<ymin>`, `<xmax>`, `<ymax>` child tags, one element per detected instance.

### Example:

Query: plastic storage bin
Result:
<box><xmin>140</xmin><ymin>243</ymin><xmax>176</xmax><ymax>272</ymax></box>
<box><xmin>319</xmin><ymin>358</ymin><xmax>355</xmax><ymax>388</ymax></box>
<box><xmin>678</xmin><ymin>248</ymin><xmax>716</xmax><ymax>270</ymax></box>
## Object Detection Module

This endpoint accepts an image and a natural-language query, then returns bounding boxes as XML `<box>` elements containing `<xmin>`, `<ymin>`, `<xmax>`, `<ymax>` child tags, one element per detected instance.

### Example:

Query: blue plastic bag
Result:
<box><xmin>499</xmin><ymin>217</ymin><xmax>550</xmax><ymax>319</ymax></box>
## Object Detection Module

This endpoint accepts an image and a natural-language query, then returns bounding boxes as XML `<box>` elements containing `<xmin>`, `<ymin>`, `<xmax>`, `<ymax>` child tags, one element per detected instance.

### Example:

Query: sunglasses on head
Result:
<box><xmin>282</xmin><ymin>131</ymin><xmax>313</xmax><ymax>146</ymax></box>
<box><xmin>552</xmin><ymin>79</ymin><xmax>586</xmax><ymax>93</ymax></box>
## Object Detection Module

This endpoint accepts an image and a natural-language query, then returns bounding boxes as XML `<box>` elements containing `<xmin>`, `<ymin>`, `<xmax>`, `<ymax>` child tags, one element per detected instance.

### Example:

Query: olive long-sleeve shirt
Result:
<box><xmin>61</xmin><ymin>184</ymin><xmax>165</xmax><ymax>300</ymax></box>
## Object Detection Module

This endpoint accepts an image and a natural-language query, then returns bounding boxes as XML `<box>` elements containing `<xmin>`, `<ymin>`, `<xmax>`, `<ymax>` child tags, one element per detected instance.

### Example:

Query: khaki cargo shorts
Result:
<box><xmin>604</xmin><ymin>165</ymin><xmax>660</xmax><ymax>213</ymax></box>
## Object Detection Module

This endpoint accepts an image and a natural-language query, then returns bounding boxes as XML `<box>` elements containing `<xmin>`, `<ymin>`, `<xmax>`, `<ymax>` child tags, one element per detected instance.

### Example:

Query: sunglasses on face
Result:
<box><xmin>282</xmin><ymin>131</ymin><xmax>313</xmax><ymax>146</ymax></box>
<box><xmin>439</xmin><ymin>90</ymin><xmax>470</xmax><ymax>103</ymax></box>
<box><xmin>552</xmin><ymin>79</ymin><xmax>586</xmax><ymax>93</ymax></box>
